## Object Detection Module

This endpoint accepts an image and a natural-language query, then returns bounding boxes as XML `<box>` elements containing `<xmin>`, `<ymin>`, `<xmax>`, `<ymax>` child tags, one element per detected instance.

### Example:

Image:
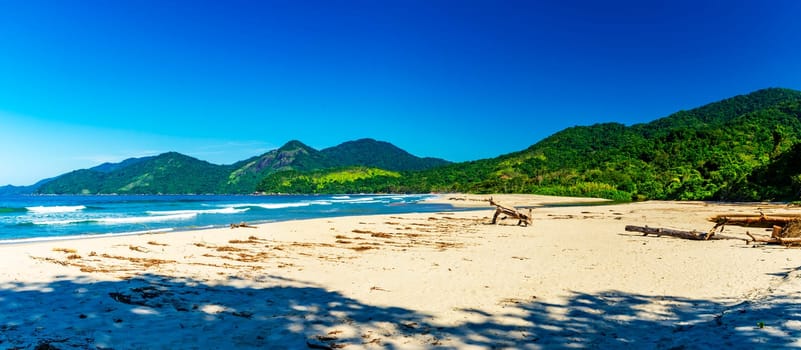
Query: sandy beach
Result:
<box><xmin>1</xmin><ymin>195</ymin><xmax>800</xmax><ymax>349</ymax></box>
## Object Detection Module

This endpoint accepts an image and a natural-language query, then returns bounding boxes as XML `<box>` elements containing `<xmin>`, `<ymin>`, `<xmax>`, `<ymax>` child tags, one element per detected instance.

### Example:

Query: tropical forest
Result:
<box><xmin>10</xmin><ymin>88</ymin><xmax>801</xmax><ymax>202</ymax></box>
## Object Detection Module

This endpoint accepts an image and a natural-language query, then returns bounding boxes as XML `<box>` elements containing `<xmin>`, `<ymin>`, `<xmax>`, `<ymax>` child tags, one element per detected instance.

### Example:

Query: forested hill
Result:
<box><xmin>20</xmin><ymin>87</ymin><xmax>801</xmax><ymax>200</ymax></box>
<box><xmin>32</xmin><ymin>139</ymin><xmax>451</xmax><ymax>194</ymax></box>
<box><xmin>502</xmin><ymin>87</ymin><xmax>801</xmax><ymax>201</ymax></box>
<box><xmin>321</xmin><ymin>138</ymin><xmax>451</xmax><ymax>171</ymax></box>
<box><xmin>36</xmin><ymin>152</ymin><xmax>229</xmax><ymax>195</ymax></box>
<box><xmin>258</xmin><ymin>88</ymin><xmax>801</xmax><ymax>202</ymax></box>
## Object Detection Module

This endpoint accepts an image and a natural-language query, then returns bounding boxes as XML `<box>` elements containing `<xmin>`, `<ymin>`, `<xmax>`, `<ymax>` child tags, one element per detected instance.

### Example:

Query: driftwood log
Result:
<box><xmin>489</xmin><ymin>197</ymin><xmax>533</xmax><ymax>226</ymax></box>
<box><xmin>707</xmin><ymin>214</ymin><xmax>801</xmax><ymax>241</ymax></box>
<box><xmin>230</xmin><ymin>222</ymin><xmax>257</xmax><ymax>229</ymax></box>
<box><xmin>744</xmin><ymin>220</ymin><xmax>801</xmax><ymax>246</ymax></box>
<box><xmin>746</xmin><ymin>232</ymin><xmax>801</xmax><ymax>246</ymax></box>
<box><xmin>628</xmin><ymin>212</ymin><xmax>801</xmax><ymax>246</ymax></box>
<box><xmin>625</xmin><ymin>225</ymin><xmax>744</xmax><ymax>241</ymax></box>
<box><xmin>707</xmin><ymin>213</ymin><xmax>801</xmax><ymax>246</ymax></box>
<box><xmin>708</xmin><ymin>215</ymin><xmax>801</xmax><ymax>228</ymax></box>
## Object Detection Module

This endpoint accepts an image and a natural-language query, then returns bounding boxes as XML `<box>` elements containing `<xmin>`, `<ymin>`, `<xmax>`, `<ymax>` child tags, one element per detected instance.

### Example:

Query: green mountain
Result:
<box><xmin>321</xmin><ymin>138</ymin><xmax>451</xmax><ymax>171</ymax></box>
<box><xmin>430</xmin><ymin>87</ymin><xmax>801</xmax><ymax>201</ymax></box>
<box><xmin>35</xmin><ymin>139</ymin><xmax>451</xmax><ymax>194</ymax></box>
<box><xmin>90</xmin><ymin>156</ymin><xmax>155</xmax><ymax>173</ymax></box>
<box><xmin>0</xmin><ymin>178</ymin><xmax>54</xmax><ymax>195</ymax></box>
<box><xmin>37</xmin><ymin>152</ymin><xmax>229</xmax><ymax>194</ymax></box>
<box><xmin>221</xmin><ymin>140</ymin><xmax>336</xmax><ymax>193</ymax></box>
<box><xmin>258</xmin><ymin>88</ymin><xmax>801</xmax><ymax>201</ymax></box>
<box><xmin>26</xmin><ymin>88</ymin><xmax>801</xmax><ymax>199</ymax></box>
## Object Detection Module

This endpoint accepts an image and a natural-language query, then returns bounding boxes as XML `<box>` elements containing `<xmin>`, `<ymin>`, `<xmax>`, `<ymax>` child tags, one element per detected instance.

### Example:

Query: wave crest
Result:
<box><xmin>33</xmin><ymin>213</ymin><xmax>197</xmax><ymax>225</ymax></box>
<box><xmin>26</xmin><ymin>205</ymin><xmax>87</xmax><ymax>214</ymax></box>
<box><xmin>146</xmin><ymin>207</ymin><xmax>249</xmax><ymax>216</ymax></box>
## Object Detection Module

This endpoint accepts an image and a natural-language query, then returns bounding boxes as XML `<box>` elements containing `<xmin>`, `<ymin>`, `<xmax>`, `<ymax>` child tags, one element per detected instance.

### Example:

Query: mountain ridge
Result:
<box><xmin>255</xmin><ymin>87</ymin><xmax>801</xmax><ymax>201</ymax></box>
<box><xmin>30</xmin><ymin>139</ymin><xmax>452</xmax><ymax>194</ymax></box>
<box><xmin>7</xmin><ymin>87</ymin><xmax>801</xmax><ymax>201</ymax></box>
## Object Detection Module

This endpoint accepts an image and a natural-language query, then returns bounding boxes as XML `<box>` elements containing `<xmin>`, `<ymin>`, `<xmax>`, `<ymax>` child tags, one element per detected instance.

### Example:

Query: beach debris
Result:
<box><xmin>306</xmin><ymin>334</ymin><xmax>346</xmax><ymax>350</ymax></box>
<box><xmin>109</xmin><ymin>292</ymin><xmax>137</xmax><ymax>305</ymax></box>
<box><xmin>745</xmin><ymin>220</ymin><xmax>801</xmax><ymax>246</ymax></box>
<box><xmin>129</xmin><ymin>245</ymin><xmax>149</xmax><ymax>253</ymax></box>
<box><xmin>230</xmin><ymin>222</ymin><xmax>257</xmax><ymax>229</ymax></box>
<box><xmin>489</xmin><ymin>197</ymin><xmax>532</xmax><ymax>226</ymax></box>
<box><xmin>708</xmin><ymin>213</ymin><xmax>801</xmax><ymax>230</ymax></box>
<box><xmin>625</xmin><ymin>225</ymin><xmax>744</xmax><ymax>241</ymax></box>
<box><xmin>629</xmin><ymin>211</ymin><xmax>801</xmax><ymax>246</ymax></box>
<box><xmin>52</xmin><ymin>247</ymin><xmax>77</xmax><ymax>254</ymax></box>
<box><xmin>708</xmin><ymin>212</ymin><xmax>801</xmax><ymax>246</ymax></box>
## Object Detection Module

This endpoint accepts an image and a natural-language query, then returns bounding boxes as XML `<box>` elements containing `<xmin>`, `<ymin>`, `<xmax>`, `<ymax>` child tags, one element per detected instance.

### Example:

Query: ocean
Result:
<box><xmin>0</xmin><ymin>194</ymin><xmax>469</xmax><ymax>243</ymax></box>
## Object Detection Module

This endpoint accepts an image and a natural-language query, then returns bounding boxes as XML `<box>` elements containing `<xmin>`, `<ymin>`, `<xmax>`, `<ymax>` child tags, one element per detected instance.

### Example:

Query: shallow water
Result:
<box><xmin>0</xmin><ymin>194</ymin><xmax>466</xmax><ymax>242</ymax></box>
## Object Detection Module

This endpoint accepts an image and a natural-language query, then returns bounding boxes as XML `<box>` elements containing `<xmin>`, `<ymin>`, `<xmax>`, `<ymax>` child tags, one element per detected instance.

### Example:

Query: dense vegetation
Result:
<box><xmin>258</xmin><ymin>167</ymin><xmax>402</xmax><ymax>194</ymax></box>
<box><xmin>257</xmin><ymin>88</ymin><xmax>801</xmax><ymax>202</ymax></box>
<box><xmin>33</xmin><ymin>139</ymin><xmax>450</xmax><ymax>194</ymax></box>
<box><xmin>320</xmin><ymin>139</ymin><xmax>450</xmax><ymax>171</ymax></box>
<box><xmin>37</xmin><ymin>152</ymin><xmax>229</xmax><ymax>194</ymax></box>
<box><xmin>21</xmin><ymin>88</ymin><xmax>801</xmax><ymax>201</ymax></box>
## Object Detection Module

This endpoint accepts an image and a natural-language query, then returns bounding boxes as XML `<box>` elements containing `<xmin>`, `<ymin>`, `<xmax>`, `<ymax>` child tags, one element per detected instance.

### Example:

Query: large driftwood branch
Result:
<box><xmin>707</xmin><ymin>214</ymin><xmax>801</xmax><ymax>241</ymax></box>
<box><xmin>489</xmin><ymin>197</ymin><xmax>532</xmax><ymax>227</ymax></box>
<box><xmin>708</xmin><ymin>215</ymin><xmax>801</xmax><ymax>228</ymax></box>
<box><xmin>746</xmin><ymin>232</ymin><xmax>778</xmax><ymax>244</ymax></box>
<box><xmin>625</xmin><ymin>225</ymin><xmax>744</xmax><ymax>241</ymax></box>
<box><xmin>746</xmin><ymin>232</ymin><xmax>801</xmax><ymax>246</ymax></box>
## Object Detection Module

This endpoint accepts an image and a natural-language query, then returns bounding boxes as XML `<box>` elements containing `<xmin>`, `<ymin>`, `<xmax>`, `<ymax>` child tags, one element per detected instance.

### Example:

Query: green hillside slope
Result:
<box><xmin>35</xmin><ymin>139</ymin><xmax>452</xmax><ymax>194</ymax></box>
<box><xmin>222</xmin><ymin>140</ymin><xmax>335</xmax><ymax>193</ymax></box>
<box><xmin>37</xmin><ymin>152</ymin><xmax>229</xmax><ymax>194</ymax></box>
<box><xmin>257</xmin><ymin>88</ymin><xmax>801</xmax><ymax>201</ymax></box>
<box><xmin>321</xmin><ymin>138</ymin><xmax>451</xmax><ymax>171</ymax></box>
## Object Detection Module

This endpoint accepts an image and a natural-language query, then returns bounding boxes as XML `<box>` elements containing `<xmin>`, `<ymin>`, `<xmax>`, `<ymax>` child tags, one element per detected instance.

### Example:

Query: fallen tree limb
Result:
<box><xmin>708</xmin><ymin>215</ymin><xmax>801</xmax><ymax>228</ymax></box>
<box><xmin>489</xmin><ymin>197</ymin><xmax>532</xmax><ymax>226</ymax></box>
<box><xmin>709</xmin><ymin>213</ymin><xmax>801</xmax><ymax>218</ymax></box>
<box><xmin>780</xmin><ymin>237</ymin><xmax>801</xmax><ymax>244</ymax></box>
<box><xmin>746</xmin><ymin>232</ymin><xmax>801</xmax><ymax>246</ymax></box>
<box><xmin>746</xmin><ymin>232</ymin><xmax>779</xmax><ymax>244</ymax></box>
<box><xmin>625</xmin><ymin>225</ymin><xmax>744</xmax><ymax>241</ymax></box>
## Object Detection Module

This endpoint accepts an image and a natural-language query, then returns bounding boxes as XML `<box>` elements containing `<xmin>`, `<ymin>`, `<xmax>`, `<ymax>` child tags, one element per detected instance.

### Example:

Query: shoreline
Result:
<box><xmin>0</xmin><ymin>193</ymin><xmax>448</xmax><ymax>244</ymax></box>
<box><xmin>425</xmin><ymin>193</ymin><xmax>613</xmax><ymax>208</ymax></box>
<box><xmin>1</xmin><ymin>196</ymin><xmax>800</xmax><ymax>348</ymax></box>
<box><xmin>0</xmin><ymin>193</ymin><xmax>599</xmax><ymax>245</ymax></box>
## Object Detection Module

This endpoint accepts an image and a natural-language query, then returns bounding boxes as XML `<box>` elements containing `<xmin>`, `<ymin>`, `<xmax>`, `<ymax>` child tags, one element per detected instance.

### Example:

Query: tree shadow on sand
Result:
<box><xmin>0</xmin><ymin>273</ymin><xmax>799</xmax><ymax>349</ymax></box>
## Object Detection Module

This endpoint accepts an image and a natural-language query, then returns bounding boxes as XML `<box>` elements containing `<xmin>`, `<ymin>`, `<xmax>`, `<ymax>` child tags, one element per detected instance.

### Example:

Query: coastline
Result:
<box><xmin>1</xmin><ymin>196</ymin><xmax>800</xmax><ymax>348</ymax></box>
<box><xmin>424</xmin><ymin>193</ymin><xmax>612</xmax><ymax>208</ymax></box>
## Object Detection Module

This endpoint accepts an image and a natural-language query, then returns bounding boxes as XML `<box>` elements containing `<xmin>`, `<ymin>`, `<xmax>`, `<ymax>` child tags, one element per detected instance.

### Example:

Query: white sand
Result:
<box><xmin>1</xmin><ymin>195</ymin><xmax>800</xmax><ymax>349</ymax></box>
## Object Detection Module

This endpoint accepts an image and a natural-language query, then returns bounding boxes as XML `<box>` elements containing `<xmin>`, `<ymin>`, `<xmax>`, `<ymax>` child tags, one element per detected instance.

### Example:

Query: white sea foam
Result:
<box><xmin>34</xmin><ymin>213</ymin><xmax>197</xmax><ymax>226</ymax></box>
<box><xmin>226</xmin><ymin>202</ymin><xmax>320</xmax><ymax>210</ymax></box>
<box><xmin>31</xmin><ymin>218</ymin><xmax>91</xmax><ymax>225</ymax></box>
<box><xmin>146</xmin><ymin>207</ymin><xmax>249</xmax><ymax>216</ymax></box>
<box><xmin>26</xmin><ymin>205</ymin><xmax>87</xmax><ymax>214</ymax></box>
<box><xmin>99</xmin><ymin>213</ymin><xmax>197</xmax><ymax>224</ymax></box>
<box><xmin>331</xmin><ymin>197</ymin><xmax>376</xmax><ymax>203</ymax></box>
<box><xmin>332</xmin><ymin>196</ymin><xmax>350</xmax><ymax>199</ymax></box>
<box><xmin>251</xmin><ymin>202</ymin><xmax>312</xmax><ymax>209</ymax></box>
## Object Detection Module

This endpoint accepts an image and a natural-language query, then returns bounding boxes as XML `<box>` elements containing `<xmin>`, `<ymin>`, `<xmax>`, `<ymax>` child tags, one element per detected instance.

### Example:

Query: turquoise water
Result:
<box><xmin>0</xmin><ymin>194</ymin><xmax>466</xmax><ymax>242</ymax></box>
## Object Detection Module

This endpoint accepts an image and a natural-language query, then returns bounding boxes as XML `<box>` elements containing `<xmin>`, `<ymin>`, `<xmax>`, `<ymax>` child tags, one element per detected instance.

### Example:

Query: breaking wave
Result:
<box><xmin>33</xmin><ymin>213</ymin><xmax>198</xmax><ymax>225</ymax></box>
<box><xmin>25</xmin><ymin>205</ymin><xmax>87</xmax><ymax>214</ymax></box>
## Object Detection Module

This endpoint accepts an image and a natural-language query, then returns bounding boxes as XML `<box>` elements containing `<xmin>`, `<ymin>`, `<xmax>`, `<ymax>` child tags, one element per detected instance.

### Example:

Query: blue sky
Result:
<box><xmin>1</xmin><ymin>0</ymin><xmax>800</xmax><ymax>185</ymax></box>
